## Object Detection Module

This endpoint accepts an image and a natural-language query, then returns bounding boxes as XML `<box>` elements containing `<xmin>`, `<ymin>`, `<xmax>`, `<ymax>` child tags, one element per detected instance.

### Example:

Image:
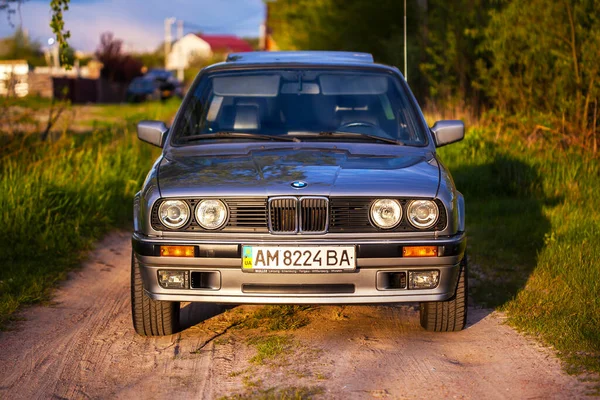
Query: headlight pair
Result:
<box><xmin>158</xmin><ymin>199</ymin><xmax>228</xmax><ymax>230</ymax></box>
<box><xmin>370</xmin><ymin>199</ymin><xmax>439</xmax><ymax>230</ymax></box>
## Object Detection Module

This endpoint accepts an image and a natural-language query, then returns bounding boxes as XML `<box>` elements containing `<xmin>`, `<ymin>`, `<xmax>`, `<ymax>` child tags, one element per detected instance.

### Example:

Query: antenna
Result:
<box><xmin>404</xmin><ymin>0</ymin><xmax>407</xmax><ymax>81</ymax></box>
<box><xmin>176</xmin><ymin>20</ymin><xmax>184</xmax><ymax>81</ymax></box>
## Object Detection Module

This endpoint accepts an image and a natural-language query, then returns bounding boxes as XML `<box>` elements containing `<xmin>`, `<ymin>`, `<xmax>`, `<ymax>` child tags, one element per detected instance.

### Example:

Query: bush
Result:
<box><xmin>0</xmin><ymin>101</ymin><xmax>178</xmax><ymax>327</ymax></box>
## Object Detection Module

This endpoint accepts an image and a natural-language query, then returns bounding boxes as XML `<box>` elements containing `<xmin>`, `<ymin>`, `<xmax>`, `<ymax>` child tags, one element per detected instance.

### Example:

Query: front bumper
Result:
<box><xmin>132</xmin><ymin>232</ymin><xmax>466</xmax><ymax>304</ymax></box>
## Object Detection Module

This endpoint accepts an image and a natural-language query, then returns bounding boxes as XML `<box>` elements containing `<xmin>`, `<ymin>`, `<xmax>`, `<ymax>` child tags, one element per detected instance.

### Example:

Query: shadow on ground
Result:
<box><xmin>180</xmin><ymin>303</ymin><xmax>233</xmax><ymax>330</ymax></box>
<box><xmin>449</xmin><ymin>150</ymin><xmax>558</xmax><ymax>308</ymax></box>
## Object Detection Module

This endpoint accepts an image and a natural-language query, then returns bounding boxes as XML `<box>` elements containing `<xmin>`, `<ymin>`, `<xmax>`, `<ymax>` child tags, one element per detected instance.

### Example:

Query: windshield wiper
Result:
<box><xmin>182</xmin><ymin>132</ymin><xmax>300</xmax><ymax>142</ymax></box>
<box><xmin>305</xmin><ymin>131</ymin><xmax>404</xmax><ymax>145</ymax></box>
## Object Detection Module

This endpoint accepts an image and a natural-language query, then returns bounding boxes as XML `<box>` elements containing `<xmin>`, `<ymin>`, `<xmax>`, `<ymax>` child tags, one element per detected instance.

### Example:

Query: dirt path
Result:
<box><xmin>0</xmin><ymin>232</ymin><xmax>594</xmax><ymax>399</ymax></box>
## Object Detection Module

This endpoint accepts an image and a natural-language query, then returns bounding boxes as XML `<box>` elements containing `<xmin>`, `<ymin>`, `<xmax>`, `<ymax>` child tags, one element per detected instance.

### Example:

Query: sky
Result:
<box><xmin>0</xmin><ymin>0</ymin><xmax>265</xmax><ymax>53</ymax></box>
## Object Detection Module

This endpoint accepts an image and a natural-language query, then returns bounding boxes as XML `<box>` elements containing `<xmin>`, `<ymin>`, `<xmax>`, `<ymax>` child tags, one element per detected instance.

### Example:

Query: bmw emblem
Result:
<box><xmin>291</xmin><ymin>181</ymin><xmax>308</xmax><ymax>189</ymax></box>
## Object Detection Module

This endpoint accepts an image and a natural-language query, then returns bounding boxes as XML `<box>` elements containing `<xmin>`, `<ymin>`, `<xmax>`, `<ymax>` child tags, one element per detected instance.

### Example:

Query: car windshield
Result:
<box><xmin>172</xmin><ymin>68</ymin><xmax>427</xmax><ymax>146</ymax></box>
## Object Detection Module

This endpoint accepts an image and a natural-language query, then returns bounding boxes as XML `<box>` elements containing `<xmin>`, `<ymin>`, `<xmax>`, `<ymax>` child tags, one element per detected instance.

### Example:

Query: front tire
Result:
<box><xmin>131</xmin><ymin>252</ymin><xmax>180</xmax><ymax>336</ymax></box>
<box><xmin>419</xmin><ymin>255</ymin><xmax>468</xmax><ymax>332</ymax></box>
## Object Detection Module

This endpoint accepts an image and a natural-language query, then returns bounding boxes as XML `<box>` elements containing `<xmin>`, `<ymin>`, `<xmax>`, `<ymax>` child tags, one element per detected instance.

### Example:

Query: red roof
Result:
<box><xmin>196</xmin><ymin>34</ymin><xmax>253</xmax><ymax>53</ymax></box>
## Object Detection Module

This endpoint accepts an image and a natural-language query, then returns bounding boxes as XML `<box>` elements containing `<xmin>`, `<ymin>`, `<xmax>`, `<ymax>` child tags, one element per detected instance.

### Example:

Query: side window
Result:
<box><xmin>180</xmin><ymin>80</ymin><xmax>215</xmax><ymax>136</ymax></box>
<box><xmin>378</xmin><ymin>94</ymin><xmax>395</xmax><ymax>120</ymax></box>
<box><xmin>388</xmin><ymin>83</ymin><xmax>423</xmax><ymax>144</ymax></box>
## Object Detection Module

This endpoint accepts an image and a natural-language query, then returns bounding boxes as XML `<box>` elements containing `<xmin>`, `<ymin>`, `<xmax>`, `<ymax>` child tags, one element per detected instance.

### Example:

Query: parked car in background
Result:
<box><xmin>126</xmin><ymin>69</ymin><xmax>183</xmax><ymax>102</ymax></box>
<box><xmin>132</xmin><ymin>51</ymin><xmax>467</xmax><ymax>336</ymax></box>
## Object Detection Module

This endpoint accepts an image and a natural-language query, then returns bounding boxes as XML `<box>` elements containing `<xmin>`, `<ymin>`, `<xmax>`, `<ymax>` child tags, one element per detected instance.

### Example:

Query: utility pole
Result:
<box><xmin>263</xmin><ymin>0</ymin><xmax>276</xmax><ymax>51</ymax></box>
<box><xmin>164</xmin><ymin>17</ymin><xmax>176</xmax><ymax>70</ymax></box>
<box><xmin>176</xmin><ymin>20</ymin><xmax>184</xmax><ymax>80</ymax></box>
<box><xmin>265</xmin><ymin>2</ymin><xmax>270</xmax><ymax>50</ymax></box>
<box><xmin>404</xmin><ymin>0</ymin><xmax>408</xmax><ymax>81</ymax></box>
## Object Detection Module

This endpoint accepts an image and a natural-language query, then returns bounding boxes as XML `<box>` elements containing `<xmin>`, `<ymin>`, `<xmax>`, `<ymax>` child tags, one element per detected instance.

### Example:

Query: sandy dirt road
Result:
<box><xmin>0</xmin><ymin>231</ymin><xmax>594</xmax><ymax>399</ymax></box>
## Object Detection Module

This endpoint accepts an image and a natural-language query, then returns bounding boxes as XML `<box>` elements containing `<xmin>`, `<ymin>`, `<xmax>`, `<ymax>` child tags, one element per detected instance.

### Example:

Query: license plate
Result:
<box><xmin>242</xmin><ymin>245</ymin><xmax>356</xmax><ymax>273</ymax></box>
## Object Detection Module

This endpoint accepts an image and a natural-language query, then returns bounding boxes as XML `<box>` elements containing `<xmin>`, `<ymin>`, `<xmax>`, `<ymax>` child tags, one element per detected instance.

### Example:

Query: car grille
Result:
<box><xmin>268</xmin><ymin>197</ymin><xmax>298</xmax><ymax>233</ymax></box>
<box><xmin>329</xmin><ymin>198</ymin><xmax>373</xmax><ymax>232</ymax></box>
<box><xmin>151</xmin><ymin>197</ymin><xmax>446</xmax><ymax>233</ymax></box>
<box><xmin>300</xmin><ymin>197</ymin><xmax>329</xmax><ymax>233</ymax></box>
<box><xmin>268</xmin><ymin>197</ymin><xmax>329</xmax><ymax>234</ymax></box>
<box><xmin>227</xmin><ymin>198</ymin><xmax>269</xmax><ymax>231</ymax></box>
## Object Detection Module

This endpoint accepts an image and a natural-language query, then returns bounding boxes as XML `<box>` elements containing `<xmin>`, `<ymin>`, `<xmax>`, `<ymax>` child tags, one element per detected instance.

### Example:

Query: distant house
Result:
<box><xmin>166</xmin><ymin>34</ymin><xmax>253</xmax><ymax>70</ymax></box>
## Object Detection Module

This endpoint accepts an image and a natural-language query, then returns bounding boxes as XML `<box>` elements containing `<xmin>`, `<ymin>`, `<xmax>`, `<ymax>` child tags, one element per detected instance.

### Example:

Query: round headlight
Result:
<box><xmin>195</xmin><ymin>199</ymin><xmax>228</xmax><ymax>230</ymax></box>
<box><xmin>407</xmin><ymin>200</ymin><xmax>439</xmax><ymax>229</ymax></box>
<box><xmin>158</xmin><ymin>200</ymin><xmax>190</xmax><ymax>229</ymax></box>
<box><xmin>370</xmin><ymin>199</ymin><xmax>402</xmax><ymax>229</ymax></box>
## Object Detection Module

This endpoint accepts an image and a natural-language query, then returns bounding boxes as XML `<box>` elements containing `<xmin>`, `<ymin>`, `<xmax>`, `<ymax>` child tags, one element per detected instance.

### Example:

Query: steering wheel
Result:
<box><xmin>339</xmin><ymin>121</ymin><xmax>378</xmax><ymax>129</ymax></box>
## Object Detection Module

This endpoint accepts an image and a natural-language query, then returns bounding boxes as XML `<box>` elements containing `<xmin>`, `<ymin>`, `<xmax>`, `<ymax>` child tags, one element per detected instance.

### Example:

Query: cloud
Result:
<box><xmin>0</xmin><ymin>0</ymin><xmax>264</xmax><ymax>52</ymax></box>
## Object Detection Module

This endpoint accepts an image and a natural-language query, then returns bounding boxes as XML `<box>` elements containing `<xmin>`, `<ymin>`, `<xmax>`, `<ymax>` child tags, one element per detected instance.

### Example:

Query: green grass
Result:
<box><xmin>0</xmin><ymin>100</ymin><xmax>180</xmax><ymax>327</ymax></box>
<box><xmin>81</xmin><ymin>99</ymin><xmax>181</xmax><ymax>128</ymax></box>
<box><xmin>1</xmin><ymin>95</ymin><xmax>54</xmax><ymax>110</ymax></box>
<box><xmin>437</xmin><ymin>127</ymin><xmax>600</xmax><ymax>374</ymax></box>
<box><xmin>239</xmin><ymin>305</ymin><xmax>311</xmax><ymax>331</ymax></box>
<box><xmin>247</xmin><ymin>335</ymin><xmax>293</xmax><ymax>365</ymax></box>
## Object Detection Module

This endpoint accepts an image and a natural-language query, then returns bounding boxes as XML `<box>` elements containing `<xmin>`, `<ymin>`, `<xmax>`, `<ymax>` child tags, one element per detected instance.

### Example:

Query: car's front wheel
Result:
<box><xmin>419</xmin><ymin>255</ymin><xmax>468</xmax><ymax>332</ymax></box>
<box><xmin>131</xmin><ymin>252</ymin><xmax>181</xmax><ymax>336</ymax></box>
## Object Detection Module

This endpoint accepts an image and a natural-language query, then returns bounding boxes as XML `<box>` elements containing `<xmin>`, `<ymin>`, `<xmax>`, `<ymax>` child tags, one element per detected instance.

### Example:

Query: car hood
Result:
<box><xmin>158</xmin><ymin>146</ymin><xmax>440</xmax><ymax>198</ymax></box>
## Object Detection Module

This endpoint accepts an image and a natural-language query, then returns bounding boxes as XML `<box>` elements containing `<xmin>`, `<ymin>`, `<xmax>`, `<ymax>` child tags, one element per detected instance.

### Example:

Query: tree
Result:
<box><xmin>0</xmin><ymin>27</ymin><xmax>46</xmax><ymax>66</ymax></box>
<box><xmin>1</xmin><ymin>0</ymin><xmax>71</xmax><ymax>65</ymax></box>
<box><xmin>133</xmin><ymin>48</ymin><xmax>165</xmax><ymax>70</ymax></box>
<box><xmin>59</xmin><ymin>45</ymin><xmax>75</xmax><ymax>66</ymax></box>
<box><xmin>417</xmin><ymin>0</ymin><xmax>497</xmax><ymax>112</ymax></box>
<box><xmin>95</xmin><ymin>32</ymin><xmax>143</xmax><ymax>83</ymax></box>
<box><xmin>479</xmin><ymin>0</ymin><xmax>600</xmax><ymax>147</ymax></box>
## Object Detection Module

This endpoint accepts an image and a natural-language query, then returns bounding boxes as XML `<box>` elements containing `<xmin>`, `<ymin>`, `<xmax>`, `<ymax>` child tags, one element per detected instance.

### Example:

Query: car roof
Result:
<box><xmin>204</xmin><ymin>51</ymin><xmax>399</xmax><ymax>74</ymax></box>
<box><xmin>226</xmin><ymin>51</ymin><xmax>374</xmax><ymax>64</ymax></box>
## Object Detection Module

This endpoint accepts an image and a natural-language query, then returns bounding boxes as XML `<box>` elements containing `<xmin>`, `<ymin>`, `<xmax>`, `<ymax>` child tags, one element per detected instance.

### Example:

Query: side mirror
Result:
<box><xmin>137</xmin><ymin>120</ymin><xmax>168</xmax><ymax>148</ymax></box>
<box><xmin>431</xmin><ymin>120</ymin><xmax>465</xmax><ymax>147</ymax></box>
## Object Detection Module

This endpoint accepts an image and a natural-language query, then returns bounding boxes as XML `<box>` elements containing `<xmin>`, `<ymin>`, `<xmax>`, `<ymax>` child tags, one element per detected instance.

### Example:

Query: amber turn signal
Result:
<box><xmin>160</xmin><ymin>245</ymin><xmax>195</xmax><ymax>257</ymax></box>
<box><xmin>402</xmin><ymin>246</ymin><xmax>438</xmax><ymax>257</ymax></box>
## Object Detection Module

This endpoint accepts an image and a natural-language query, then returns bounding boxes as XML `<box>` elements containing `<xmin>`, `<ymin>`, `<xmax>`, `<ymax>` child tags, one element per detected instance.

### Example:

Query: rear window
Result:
<box><xmin>172</xmin><ymin>68</ymin><xmax>427</xmax><ymax>146</ymax></box>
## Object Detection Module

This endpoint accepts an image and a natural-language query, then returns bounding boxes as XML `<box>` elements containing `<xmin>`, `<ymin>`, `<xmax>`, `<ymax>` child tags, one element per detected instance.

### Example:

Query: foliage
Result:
<box><xmin>95</xmin><ymin>32</ymin><xmax>143</xmax><ymax>83</ymax></box>
<box><xmin>134</xmin><ymin>50</ymin><xmax>165</xmax><ymax>70</ymax></box>
<box><xmin>478</xmin><ymin>0</ymin><xmax>600</xmax><ymax>151</ymax></box>
<box><xmin>59</xmin><ymin>45</ymin><xmax>75</xmax><ymax>66</ymax></box>
<box><xmin>0</xmin><ymin>0</ymin><xmax>72</xmax><ymax>66</ymax></box>
<box><xmin>0</xmin><ymin>99</ymin><xmax>180</xmax><ymax>328</ymax></box>
<box><xmin>242</xmin><ymin>37</ymin><xmax>260</xmax><ymax>50</ymax></box>
<box><xmin>418</xmin><ymin>0</ymin><xmax>497</xmax><ymax>112</ymax></box>
<box><xmin>0</xmin><ymin>27</ymin><xmax>45</xmax><ymax>66</ymax></box>
<box><xmin>49</xmin><ymin>0</ymin><xmax>70</xmax><ymax>66</ymax></box>
<box><xmin>184</xmin><ymin>53</ymin><xmax>225</xmax><ymax>84</ymax></box>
